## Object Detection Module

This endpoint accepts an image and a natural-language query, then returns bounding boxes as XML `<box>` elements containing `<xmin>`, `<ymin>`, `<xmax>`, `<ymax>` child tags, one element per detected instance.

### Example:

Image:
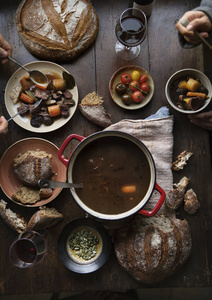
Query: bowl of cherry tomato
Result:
<box><xmin>109</xmin><ymin>65</ymin><xmax>154</xmax><ymax>110</ymax></box>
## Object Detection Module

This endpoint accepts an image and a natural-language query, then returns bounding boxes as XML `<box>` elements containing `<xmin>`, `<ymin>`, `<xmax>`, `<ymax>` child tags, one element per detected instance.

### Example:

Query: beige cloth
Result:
<box><xmin>105</xmin><ymin>116</ymin><xmax>174</xmax><ymax>215</ymax></box>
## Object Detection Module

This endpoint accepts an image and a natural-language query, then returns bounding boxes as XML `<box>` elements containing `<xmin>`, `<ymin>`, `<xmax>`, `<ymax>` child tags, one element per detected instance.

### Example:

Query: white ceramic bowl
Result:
<box><xmin>165</xmin><ymin>68</ymin><xmax>212</xmax><ymax>114</ymax></box>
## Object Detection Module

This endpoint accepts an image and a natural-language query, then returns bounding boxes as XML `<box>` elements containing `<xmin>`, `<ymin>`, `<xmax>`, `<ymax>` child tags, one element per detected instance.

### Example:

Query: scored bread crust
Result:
<box><xmin>15</xmin><ymin>0</ymin><xmax>99</xmax><ymax>61</ymax></box>
<box><xmin>114</xmin><ymin>214</ymin><xmax>192</xmax><ymax>284</ymax></box>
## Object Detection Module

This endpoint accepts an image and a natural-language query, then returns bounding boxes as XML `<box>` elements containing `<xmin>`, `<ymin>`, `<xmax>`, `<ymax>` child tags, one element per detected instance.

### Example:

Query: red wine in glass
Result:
<box><xmin>9</xmin><ymin>230</ymin><xmax>50</xmax><ymax>268</ymax></box>
<box><xmin>14</xmin><ymin>239</ymin><xmax>37</xmax><ymax>263</ymax></box>
<box><xmin>115</xmin><ymin>8</ymin><xmax>147</xmax><ymax>61</ymax></box>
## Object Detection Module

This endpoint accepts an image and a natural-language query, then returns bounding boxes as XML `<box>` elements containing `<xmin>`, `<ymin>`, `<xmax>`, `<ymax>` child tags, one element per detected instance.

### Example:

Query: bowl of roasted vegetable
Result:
<box><xmin>5</xmin><ymin>61</ymin><xmax>78</xmax><ymax>133</ymax></box>
<box><xmin>165</xmin><ymin>68</ymin><xmax>212</xmax><ymax>114</ymax></box>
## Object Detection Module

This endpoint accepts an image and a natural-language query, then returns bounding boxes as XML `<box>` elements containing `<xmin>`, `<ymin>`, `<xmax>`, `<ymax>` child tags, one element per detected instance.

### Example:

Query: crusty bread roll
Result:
<box><xmin>15</xmin><ymin>0</ymin><xmax>99</xmax><ymax>61</ymax></box>
<box><xmin>114</xmin><ymin>214</ymin><xmax>192</xmax><ymax>284</ymax></box>
<box><xmin>0</xmin><ymin>199</ymin><xmax>27</xmax><ymax>233</ymax></box>
<box><xmin>27</xmin><ymin>206</ymin><xmax>63</xmax><ymax>231</ymax></box>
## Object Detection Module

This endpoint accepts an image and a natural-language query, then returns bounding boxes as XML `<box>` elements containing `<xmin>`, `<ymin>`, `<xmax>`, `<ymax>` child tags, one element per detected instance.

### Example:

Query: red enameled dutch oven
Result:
<box><xmin>58</xmin><ymin>131</ymin><xmax>165</xmax><ymax>221</ymax></box>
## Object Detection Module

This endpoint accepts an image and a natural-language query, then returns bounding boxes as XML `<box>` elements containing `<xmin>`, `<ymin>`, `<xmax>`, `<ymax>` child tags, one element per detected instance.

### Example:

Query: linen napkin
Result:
<box><xmin>105</xmin><ymin>107</ymin><xmax>174</xmax><ymax>215</ymax></box>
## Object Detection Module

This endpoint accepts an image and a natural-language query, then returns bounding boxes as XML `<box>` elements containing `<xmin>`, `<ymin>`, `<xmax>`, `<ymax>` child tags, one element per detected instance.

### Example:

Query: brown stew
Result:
<box><xmin>72</xmin><ymin>136</ymin><xmax>151</xmax><ymax>215</ymax></box>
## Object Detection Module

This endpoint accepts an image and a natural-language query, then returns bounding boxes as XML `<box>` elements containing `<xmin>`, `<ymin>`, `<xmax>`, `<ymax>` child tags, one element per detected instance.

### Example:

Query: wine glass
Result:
<box><xmin>115</xmin><ymin>8</ymin><xmax>147</xmax><ymax>61</ymax></box>
<box><xmin>9</xmin><ymin>230</ymin><xmax>51</xmax><ymax>268</ymax></box>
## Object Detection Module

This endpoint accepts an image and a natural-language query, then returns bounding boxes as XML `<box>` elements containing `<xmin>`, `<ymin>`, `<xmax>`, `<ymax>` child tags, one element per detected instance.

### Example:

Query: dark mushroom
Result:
<box><xmin>43</xmin><ymin>115</ymin><xmax>54</xmax><ymax>126</ymax></box>
<box><xmin>30</xmin><ymin>115</ymin><xmax>43</xmax><ymax>127</ymax></box>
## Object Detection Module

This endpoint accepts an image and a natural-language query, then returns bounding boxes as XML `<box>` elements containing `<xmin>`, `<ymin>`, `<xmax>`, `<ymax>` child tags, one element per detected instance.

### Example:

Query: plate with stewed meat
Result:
<box><xmin>5</xmin><ymin>61</ymin><xmax>78</xmax><ymax>133</ymax></box>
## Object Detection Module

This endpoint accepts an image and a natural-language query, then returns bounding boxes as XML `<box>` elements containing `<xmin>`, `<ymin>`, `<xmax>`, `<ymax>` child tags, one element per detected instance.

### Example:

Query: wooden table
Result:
<box><xmin>0</xmin><ymin>0</ymin><xmax>212</xmax><ymax>295</ymax></box>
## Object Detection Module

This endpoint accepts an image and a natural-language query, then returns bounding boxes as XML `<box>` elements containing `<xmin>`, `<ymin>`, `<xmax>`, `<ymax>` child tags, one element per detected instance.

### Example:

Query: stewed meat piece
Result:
<box><xmin>34</xmin><ymin>88</ymin><xmax>50</xmax><ymax>100</ymax></box>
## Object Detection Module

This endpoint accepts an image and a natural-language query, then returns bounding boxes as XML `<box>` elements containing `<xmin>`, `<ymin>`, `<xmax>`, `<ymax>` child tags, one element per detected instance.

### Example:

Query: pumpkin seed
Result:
<box><xmin>68</xmin><ymin>228</ymin><xmax>99</xmax><ymax>261</ymax></box>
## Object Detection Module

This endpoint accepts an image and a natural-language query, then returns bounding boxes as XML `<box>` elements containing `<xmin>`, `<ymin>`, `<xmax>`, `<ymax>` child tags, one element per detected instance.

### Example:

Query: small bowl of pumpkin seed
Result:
<box><xmin>58</xmin><ymin>218</ymin><xmax>111</xmax><ymax>273</ymax></box>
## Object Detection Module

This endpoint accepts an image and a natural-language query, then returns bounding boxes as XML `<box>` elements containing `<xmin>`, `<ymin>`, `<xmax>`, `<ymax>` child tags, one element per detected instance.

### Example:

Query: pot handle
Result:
<box><xmin>58</xmin><ymin>134</ymin><xmax>85</xmax><ymax>167</ymax></box>
<box><xmin>138</xmin><ymin>183</ymin><xmax>166</xmax><ymax>217</ymax></box>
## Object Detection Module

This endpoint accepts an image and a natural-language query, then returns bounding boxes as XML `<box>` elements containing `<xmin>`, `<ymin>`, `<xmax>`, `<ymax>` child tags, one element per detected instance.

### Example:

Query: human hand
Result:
<box><xmin>176</xmin><ymin>11</ymin><xmax>212</xmax><ymax>44</ymax></box>
<box><xmin>0</xmin><ymin>33</ymin><xmax>12</xmax><ymax>64</ymax></box>
<box><xmin>0</xmin><ymin>116</ymin><xmax>8</xmax><ymax>134</ymax></box>
<box><xmin>188</xmin><ymin>110</ymin><xmax>212</xmax><ymax>131</ymax></box>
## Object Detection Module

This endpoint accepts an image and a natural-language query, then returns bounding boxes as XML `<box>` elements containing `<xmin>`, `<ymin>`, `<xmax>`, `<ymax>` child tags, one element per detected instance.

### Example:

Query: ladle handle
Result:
<box><xmin>38</xmin><ymin>179</ymin><xmax>83</xmax><ymax>189</ymax></box>
<box><xmin>138</xmin><ymin>183</ymin><xmax>166</xmax><ymax>217</ymax></box>
<box><xmin>7</xmin><ymin>55</ymin><xmax>29</xmax><ymax>73</ymax></box>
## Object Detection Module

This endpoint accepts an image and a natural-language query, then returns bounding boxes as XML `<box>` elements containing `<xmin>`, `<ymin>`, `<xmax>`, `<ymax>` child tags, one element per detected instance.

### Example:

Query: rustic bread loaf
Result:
<box><xmin>27</xmin><ymin>206</ymin><xmax>63</xmax><ymax>231</ymax></box>
<box><xmin>0</xmin><ymin>199</ymin><xmax>27</xmax><ymax>233</ymax></box>
<box><xmin>79</xmin><ymin>92</ymin><xmax>112</xmax><ymax>128</ymax></box>
<box><xmin>114</xmin><ymin>214</ymin><xmax>192</xmax><ymax>284</ymax></box>
<box><xmin>15</xmin><ymin>0</ymin><xmax>99</xmax><ymax>61</ymax></box>
<box><xmin>13</xmin><ymin>149</ymin><xmax>54</xmax><ymax>187</ymax></box>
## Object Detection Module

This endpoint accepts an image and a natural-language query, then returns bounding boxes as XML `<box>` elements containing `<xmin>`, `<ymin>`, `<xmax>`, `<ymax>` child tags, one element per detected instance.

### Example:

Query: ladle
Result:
<box><xmin>38</xmin><ymin>179</ymin><xmax>83</xmax><ymax>189</ymax></box>
<box><xmin>7</xmin><ymin>56</ymin><xmax>49</xmax><ymax>85</ymax></box>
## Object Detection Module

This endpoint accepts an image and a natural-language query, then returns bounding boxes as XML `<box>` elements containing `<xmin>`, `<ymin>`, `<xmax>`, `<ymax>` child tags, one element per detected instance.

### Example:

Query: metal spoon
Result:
<box><xmin>7</xmin><ymin>99</ymin><xmax>43</xmax><ymax>122</ymax></box>
<box><xmin>7</xmin><ymin>56</ymin><xmax>49</xmax><ymax>85</ymax></box>
<box><xmin>38</xmin><ymin>179</ymin><xmax>83</xmax><ymax>189</ymax></box>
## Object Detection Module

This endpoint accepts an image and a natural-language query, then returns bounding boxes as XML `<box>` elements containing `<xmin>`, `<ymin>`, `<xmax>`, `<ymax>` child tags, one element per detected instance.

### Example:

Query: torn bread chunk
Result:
<box><xmin>27</xmin><ymin>206</ymin><xmax>63</xmax><ymax>231</ymax></box>
<box><xmin>79</xmin><ymin>91</ymin><xmax>112</xmax><ymax>128</ymax></box>
<box><xmin>0</xmin><ymin>199</ymin><xmax>27</xmax><ymax>233</ymax></box>
<box><xmin>184</xmin><ymin>189</ymin><xmax>200</xmax><ymax>215</ymax></box>
<box><xmin>165</xmin><ymin>176</ymin><xmax>189</xmax><ymax>210</ymax></box>
<box><xmin>172</xmin><ymin>150</ymin><xmax>193</xmax><ymax>171</ymax></box>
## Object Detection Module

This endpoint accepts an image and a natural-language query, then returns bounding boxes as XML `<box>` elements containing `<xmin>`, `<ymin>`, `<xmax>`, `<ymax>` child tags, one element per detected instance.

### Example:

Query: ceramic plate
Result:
<box><xmin>58</xmin><ymin>218</ymin><xmax>111</xmax><ymax>273</ymax></box>
<box><xmin>5</xmin><ymin>61</ymin><xmax>78</xmax><ymax>133</ymax></box>
<box><xmin>0</xmin><ymin>138</ymin><xmax>67</xmax><ymax>207</ymax></box>
<box><xmin>109</xmin><ymin>65</ymin><xmax>154</xmax><ymax>110</ymax></box>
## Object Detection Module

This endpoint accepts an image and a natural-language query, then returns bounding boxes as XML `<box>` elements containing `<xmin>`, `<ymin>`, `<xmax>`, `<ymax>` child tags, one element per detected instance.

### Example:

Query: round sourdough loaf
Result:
<box><xmin>15</xmin><ymin>0</ymin><xmax>99</xmax><ymax>61</ymax></box>
<box><xmin>114</xmin><ymin>214</ymin><xmax>192</xmax><ymax>284</ymax></box>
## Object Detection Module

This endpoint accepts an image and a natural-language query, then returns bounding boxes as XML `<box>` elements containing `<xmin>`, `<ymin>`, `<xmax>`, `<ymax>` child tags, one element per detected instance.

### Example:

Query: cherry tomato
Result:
<box><xmin>129</xmin><ymin>80</ymin><xmax>140</xmax><ymax>92</ymax></box>
<box><xmin>115</xmin><ymin>83</ymin><xmax>127</xmax><ymax>95</ymax></box>
<box><xmin>131</xmin><ymin>70</ymin><xmax>141</xmax><ymax>81</ymax></box>
<box><xmin>139</xmin><ymin>75</ymin><xmax>147</xmax><ymax>85</ymax></box>
<box><xmin>121</xmin><ymin>73</ymin><xmax>132</xmax><ymax>84</ymax></box>
<box><xmin>132</xmin><ymin>91</ymin><xmax>143</xmax><ymax>103</ymax></box>
<box><xmin>140</xmin><ymin>82</ymin><xmax>150</xmax><ymax>93</ymax></box>
<box><xmin>121</xmin><ymin>93</ymin><xmax>132</xmax><ymax>105</ymax></box>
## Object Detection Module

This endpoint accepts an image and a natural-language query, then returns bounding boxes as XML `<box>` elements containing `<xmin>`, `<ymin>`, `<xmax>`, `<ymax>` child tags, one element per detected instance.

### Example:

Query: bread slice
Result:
<box><xmin>172</xmin><ymin>150</ymin><xmax>193</xmax><ymax>171</ymax></box>
<box><xmin>13</xmin><ymin>149</ymin><xmax>54</xmax><ymax>187</ymax></box>
<box><xmin>0</xmin><ymin>199</ymin><xmax>27</xmax><ymax>233</ymax></box>
<box><xmin>79</xmin><ymin>92</ymin><xmax>112</xmax><ymax>128</ymax></box>
<box><xmin>12</xmin><ymin>185</ymin><xmax>41</xmax><ymax>204</ymax></box>
<box><xmin>27</xmin><ymin>206</ymin><xmax>63</xmax><ymax>231</ymax></box>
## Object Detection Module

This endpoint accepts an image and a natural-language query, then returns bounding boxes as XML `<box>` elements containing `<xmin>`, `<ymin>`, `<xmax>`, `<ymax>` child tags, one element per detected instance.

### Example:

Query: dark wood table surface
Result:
<box><xmin>0</xmin><ymin>0</ymin><xmax>212</xmax><ymax>295</ymax></box>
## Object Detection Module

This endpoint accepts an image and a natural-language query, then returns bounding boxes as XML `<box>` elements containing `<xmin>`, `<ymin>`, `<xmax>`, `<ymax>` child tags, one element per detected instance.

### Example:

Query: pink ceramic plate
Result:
<box><xmin>0</xmin><ymin>138</ymin><xmax>66</xmax><ymax>207</ymax></box>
